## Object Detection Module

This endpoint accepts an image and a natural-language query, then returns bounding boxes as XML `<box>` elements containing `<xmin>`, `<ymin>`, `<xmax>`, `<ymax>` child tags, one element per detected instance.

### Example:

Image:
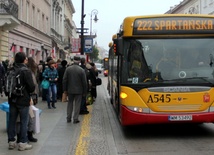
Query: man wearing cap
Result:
<box><xmin>63</xmin><ymin>56</ymin><xmax>87</xmax><ymax>124</ymax></box>
<box><xmin>42</xmin><ymin>59</ymin><xmax>59</xmax><ymax>109</ymax></box>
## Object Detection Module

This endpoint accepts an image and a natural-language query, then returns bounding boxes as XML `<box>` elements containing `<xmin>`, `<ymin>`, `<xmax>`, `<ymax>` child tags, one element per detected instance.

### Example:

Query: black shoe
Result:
<box><xmin>52</xmin><ymin>103</ymin><xmax>56</xmax><ymax>109</ymax></box>
<box><xmin>73</xmin><ymin>120</ymin><xmax>80</xmax><ymax>124</ymax></box>
<box><xmin>79</xmin><ymin>111</ymin><xmax>89</xmax><ymax>115</ymax></box>
<box><xmin>29</xmin><ymin>137</ymin><xmax>38</xmax><ymax>142</ymax></box>
<box><xmin>67</xmin><ymin>120</ymin><xmax>71</xmax><ymax>123</ymax></box>
<box><xmin>48</xmin><ymin>105</ymin><xmax>51</xmax><ymax>109</ymax></box>
<box><xmin>28</xmin><ymin>131</ymin><xmax>38</xmax><ymax>142</ymax></box>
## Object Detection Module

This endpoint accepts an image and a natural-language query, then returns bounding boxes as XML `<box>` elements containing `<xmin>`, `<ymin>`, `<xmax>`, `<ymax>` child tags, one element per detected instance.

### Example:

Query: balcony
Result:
<box><xmin>50</xmin><ymin>28</ymin><xmax>63</xmax><ymax>42</ymax></box>
<box><xmin>0</xmin><ymin>0</ymin><xmax>20</xmax><ymax>30</ymax></box>
<box><xmin>64</xmin><ymin>18</ymin><xmax>73</xmax><ymax>34</ymax></box>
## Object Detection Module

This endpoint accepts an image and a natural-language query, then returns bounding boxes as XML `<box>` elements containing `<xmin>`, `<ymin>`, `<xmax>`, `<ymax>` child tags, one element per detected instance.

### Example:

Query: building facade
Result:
<box><xmin>0</xmin><ymin>0</ymin><xmax>20</xmax><ymax>61</ymax></box>
<box><xmin>165</xmin><ymin>0</ymin><xmax>214</xmax><ymax>15</ymax></box>
<box><xmin>8</xmin><ymin>0</ymin><xmax>52</xmax><ymax>63</ymax></box>
<box><xmin>50</xmin><ymin>0</ymin><xmax>75</xmax><ymax>61</ymax></box>
<box><xmin>61</xmin><ymin>0</ymin><xmax>75</xmax><ymax>60</ymax></box>
<box><xmin>201</xmin><ymin>0</ymin><xmax>214</xmax><ymax>14</ymax></box>
<box><xmin>0</xmin><ymin>0</ymin><xmax>76</xmax><ymax>63</ymax></box>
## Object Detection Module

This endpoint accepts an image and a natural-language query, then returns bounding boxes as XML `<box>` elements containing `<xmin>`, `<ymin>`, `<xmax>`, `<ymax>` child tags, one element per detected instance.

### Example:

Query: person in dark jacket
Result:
<box><xmin>7</xmin><ymin>52</ymin><xmax>35</xmax><ymax>151</ymax></box>
<box><xmin>26</xmin><ymin>57</ymin><xmax>38</xmax><ymax>142</ymax></box>
<box><xmin>79</xmin><ymin>58</ymin><xmax>89</xmax><ymax>114</ymax></box>
<box><xmin>0</xmin><ymin>62</ymin><xmax>5</xmax><ymax>96</ymax></box>
<box><xmin>57</xmin><ymin>60</ymin><xmax>67</xmax><ymax>101</ymax></box>
<box><xmin>41</xmin><ymin>57</ymin><xmax>53</xmax><ymax>101</ymax></box>
<box><xmin>89</xmin><ymin>62</ymin><xmax>98</xmax><ymax>100</ymax></box>
<box><xmin>63</xmin><ymin>56</ymin><xmax>87</xmax><ymax>124</ymax></box>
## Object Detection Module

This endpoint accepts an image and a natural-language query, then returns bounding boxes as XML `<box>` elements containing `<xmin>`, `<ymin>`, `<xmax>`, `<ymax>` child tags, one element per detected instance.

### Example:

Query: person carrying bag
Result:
<box><xmin>41</xmin><ymin>79</ymin><xmax>50</xmax><ymax>89</ymax></box>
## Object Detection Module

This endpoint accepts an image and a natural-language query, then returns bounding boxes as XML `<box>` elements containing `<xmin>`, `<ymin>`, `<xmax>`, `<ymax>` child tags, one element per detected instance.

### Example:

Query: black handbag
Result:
<box><xmin>96</xmin><ymin>78</ymin><xmax>102</xmax><ymax>86</ymax></box>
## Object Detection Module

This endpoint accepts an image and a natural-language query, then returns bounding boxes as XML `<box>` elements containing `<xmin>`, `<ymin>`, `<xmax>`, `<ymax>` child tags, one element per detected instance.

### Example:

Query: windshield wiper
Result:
<box><xmin>170</xmin><ymin>77</ymin><xmax>214</xmax><ymax>85</ymax></box>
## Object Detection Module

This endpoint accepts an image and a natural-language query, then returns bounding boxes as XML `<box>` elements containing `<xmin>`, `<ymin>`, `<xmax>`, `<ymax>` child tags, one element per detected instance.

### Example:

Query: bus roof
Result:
<box><xmin>120</xmin><ymin>14</ymin><xmax>214</xmax><ymax>38</ymax></box>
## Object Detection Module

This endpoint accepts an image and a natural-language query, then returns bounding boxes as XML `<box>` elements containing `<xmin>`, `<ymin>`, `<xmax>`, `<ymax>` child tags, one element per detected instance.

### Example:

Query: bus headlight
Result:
<box><xmin>128</xmin><ymin>106</ymin><xmax>150</xmax><ymax>113</ymax></box>
<box><xmin>120</xmin><ymin>92</ymin><xmax>128</xmax><ymax>99</ymax></box>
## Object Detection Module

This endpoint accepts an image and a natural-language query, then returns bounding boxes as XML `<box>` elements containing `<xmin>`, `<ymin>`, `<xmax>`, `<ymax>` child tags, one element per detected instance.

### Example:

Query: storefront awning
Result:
<box><xmin>43</xmin><ymin>44</ymin><xmax>51</xmax><ymax>51</ymax></box>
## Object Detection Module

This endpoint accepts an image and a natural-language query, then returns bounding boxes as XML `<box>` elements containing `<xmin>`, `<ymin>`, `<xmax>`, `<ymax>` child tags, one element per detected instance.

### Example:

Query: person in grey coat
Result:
<box><xmin>62</xmin><ymin>56</ymin><xmax>87</xmax><ymax>124</ymax></box>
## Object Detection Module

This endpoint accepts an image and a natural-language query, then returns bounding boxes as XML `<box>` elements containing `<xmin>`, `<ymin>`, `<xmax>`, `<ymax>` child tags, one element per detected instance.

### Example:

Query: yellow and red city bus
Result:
<box><xmin>108</xmin><ymin>41</ymin><xmax>117</xmax><ymax>105</ymax></box>
<box><xmin>103</xmin><ymin>57</ymin><xmax>109</xmax><ymax>76</ymax></box>
<box><xmin>109</xmin><ymin>14</ymin><xmax>214</xmax><ymax>126</ymax></box>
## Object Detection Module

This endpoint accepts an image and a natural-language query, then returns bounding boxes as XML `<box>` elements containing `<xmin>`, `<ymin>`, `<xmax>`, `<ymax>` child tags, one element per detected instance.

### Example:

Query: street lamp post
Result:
<box><xmin>90</xmin><ymin>9</ymin><xmax>98</xmax><ymax>36</ymax></box>
<box><xmin>88</xmin><ymin>9</ymin><xmax>98</xmax><ymax>61</ymax></box>
<box><xmin>80</xmin><ymin>0</ymin><xmax>85</xmax><ymax>55</ymax></box>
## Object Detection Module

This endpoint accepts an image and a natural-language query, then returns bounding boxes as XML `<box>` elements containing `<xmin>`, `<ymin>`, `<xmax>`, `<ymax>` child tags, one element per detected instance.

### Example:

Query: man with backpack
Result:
<box><xmin>7</xmin><ymin>52</ymin><xmax>35</xmax><ymax>151</ymax></box>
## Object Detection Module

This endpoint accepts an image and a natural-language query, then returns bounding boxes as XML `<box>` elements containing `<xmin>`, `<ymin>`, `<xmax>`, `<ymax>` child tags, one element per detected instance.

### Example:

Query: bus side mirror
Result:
<box><xmin>113</xmin><ymin>38</ymin><xmax>123</xmax><ymax>55</ymax></box>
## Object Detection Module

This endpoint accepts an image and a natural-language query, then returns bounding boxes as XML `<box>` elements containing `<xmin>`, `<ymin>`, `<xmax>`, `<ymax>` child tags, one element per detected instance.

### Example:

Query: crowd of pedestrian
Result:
<box><xmin>2</xmin><ymin>52</ymin><xmax>100</xmax><ymax>151</ymax></box>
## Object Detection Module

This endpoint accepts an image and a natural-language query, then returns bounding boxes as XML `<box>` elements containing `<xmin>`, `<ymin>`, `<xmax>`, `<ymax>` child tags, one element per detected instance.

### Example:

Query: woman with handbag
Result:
<box><xmin>26</xmin><ymin>57</ymin><xmax>38</xmax><ymax>142</ymax></box>
<box><xmin>42</xmin><ymin>60</ymin><xmax>58</xmax><ymax>109</ymax></box>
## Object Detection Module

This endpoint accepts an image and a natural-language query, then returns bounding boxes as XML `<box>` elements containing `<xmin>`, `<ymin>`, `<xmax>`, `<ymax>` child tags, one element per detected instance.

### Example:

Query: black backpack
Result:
<box><xmin>4</xmin><ymin>67</ymin><xmax>26</xmax><ymax>97</ymax></box>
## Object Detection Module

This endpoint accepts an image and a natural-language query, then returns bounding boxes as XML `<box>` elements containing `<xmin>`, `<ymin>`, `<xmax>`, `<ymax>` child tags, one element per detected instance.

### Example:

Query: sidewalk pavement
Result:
<box><xmin>0</xmin><ymin>77</ymin><xmax>118</xmax><ymax>155</ymax></box>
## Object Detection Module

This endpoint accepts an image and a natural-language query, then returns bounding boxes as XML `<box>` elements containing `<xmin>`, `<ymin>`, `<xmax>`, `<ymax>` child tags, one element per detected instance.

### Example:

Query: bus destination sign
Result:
<box><xmin>133</xmin><ymin>17</ymin><xmax>214</xmax><ymax>35</ymax></box>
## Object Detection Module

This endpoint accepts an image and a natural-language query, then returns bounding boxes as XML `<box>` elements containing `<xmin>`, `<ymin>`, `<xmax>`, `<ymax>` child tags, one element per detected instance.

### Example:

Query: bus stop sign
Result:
<box><xmin>84</xmin><ymin>38</ymin><xmax>93</xmax><ymax>53</ymax></box>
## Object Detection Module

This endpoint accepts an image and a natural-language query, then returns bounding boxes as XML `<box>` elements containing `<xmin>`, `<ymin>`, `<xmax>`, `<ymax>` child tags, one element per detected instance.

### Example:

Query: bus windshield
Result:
<box><xmin>121</xmin><ymin>38</ymin><xmax>214</xmax><ymax>85</ymax></box>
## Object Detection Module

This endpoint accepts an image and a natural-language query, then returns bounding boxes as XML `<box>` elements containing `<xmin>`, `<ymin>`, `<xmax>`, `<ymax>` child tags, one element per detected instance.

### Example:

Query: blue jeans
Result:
<box><xmin>7</xmin><ymin>104</ymin><xmax>29</xmax><ymax>143</ymax></box>
<box><xmin>46</xmin><ymin>83</ymin><xmax>57</xmax><ymax>105</ymax></box>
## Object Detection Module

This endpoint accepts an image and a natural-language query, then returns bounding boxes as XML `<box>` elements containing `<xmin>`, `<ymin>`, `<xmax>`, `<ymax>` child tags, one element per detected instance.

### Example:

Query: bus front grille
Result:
<box><xmin>156</xmin><ymin>104</ymin><xmax>202</xmax><ymax>111</ymax></box>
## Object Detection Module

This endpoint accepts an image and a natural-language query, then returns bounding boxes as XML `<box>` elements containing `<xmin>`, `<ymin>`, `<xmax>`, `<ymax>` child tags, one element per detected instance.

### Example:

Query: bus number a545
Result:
<box><xmin>147</xmin><ymin>94</ymin><xmax>171</xmax><ymax>103</ymax></box>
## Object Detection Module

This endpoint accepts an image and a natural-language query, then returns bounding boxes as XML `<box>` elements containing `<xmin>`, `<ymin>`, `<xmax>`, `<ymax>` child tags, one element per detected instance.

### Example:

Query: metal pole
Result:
<box><xmin>90</xmin><ymin>12</ymin><xmax>92</xmax><ymax>36</ymax></box>
<box><xmin>80</xmin><ymin>0</ymin><xmax>84</xmax><ymax>55</ymax></box>
<box><xmin>90</xmin><ymin>9</ymin><xmax>98</xmax><ymax>37</ymax></box>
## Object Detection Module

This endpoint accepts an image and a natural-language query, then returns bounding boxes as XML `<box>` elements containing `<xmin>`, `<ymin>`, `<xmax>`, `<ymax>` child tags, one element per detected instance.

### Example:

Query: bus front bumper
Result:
<box><xmin>120</xmin><ymin>105</ymin><xmax>214</xmax><ymax>126</ymax></box>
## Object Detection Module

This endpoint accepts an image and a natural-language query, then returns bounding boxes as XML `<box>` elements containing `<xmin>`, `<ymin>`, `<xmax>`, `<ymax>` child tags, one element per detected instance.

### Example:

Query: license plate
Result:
<box><xmin>169</xmin><ymin>115</ymin><xmax>192</xmax><ymax>121</ymax></box>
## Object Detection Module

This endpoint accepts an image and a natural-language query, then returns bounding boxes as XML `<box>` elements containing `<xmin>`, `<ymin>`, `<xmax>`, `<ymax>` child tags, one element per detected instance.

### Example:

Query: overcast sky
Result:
<box><xmin>72</xmin><ymin>0</ymin><xmax>182</xmax><ymax>50</ymax></box>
